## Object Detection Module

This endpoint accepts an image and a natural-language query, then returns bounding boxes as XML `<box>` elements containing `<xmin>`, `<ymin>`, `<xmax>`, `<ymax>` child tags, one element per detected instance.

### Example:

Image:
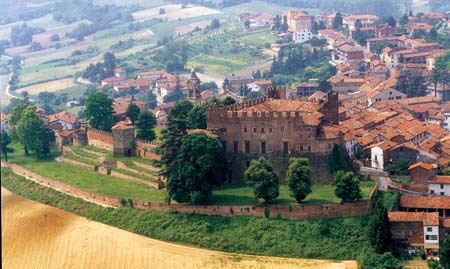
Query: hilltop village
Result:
<box><xmin>2</xmin><ymin>3</ymin><xmax>450</xmax><ymax>269</ymax></box>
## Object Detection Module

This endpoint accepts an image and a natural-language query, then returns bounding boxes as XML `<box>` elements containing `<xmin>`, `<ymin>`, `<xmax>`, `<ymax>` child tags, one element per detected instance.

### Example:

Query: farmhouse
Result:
<box><xmin>48</xmin><ymin>111</ymin><xmax>78</xmax><ymax>131</ymax></box>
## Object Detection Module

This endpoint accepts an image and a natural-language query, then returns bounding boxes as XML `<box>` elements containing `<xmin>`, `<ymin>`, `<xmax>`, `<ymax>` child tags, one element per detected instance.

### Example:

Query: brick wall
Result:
<box><xmin>87</xmin><ymin>128</ymin><xmax>113</xmax><ymax>151</ymax></box>
<box><xmin>135</xmin><ymin>139</ymin><xmax>161</xmax><ymax>161</ymax></box>
<box><xmin>2</xmin><ymin>162</ymin><xmax>376</xmax><ymax>220</ymax></box>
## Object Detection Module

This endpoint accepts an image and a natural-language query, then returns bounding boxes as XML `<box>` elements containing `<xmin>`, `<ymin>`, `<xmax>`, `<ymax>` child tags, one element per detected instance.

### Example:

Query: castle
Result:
<box><xmin>206</xmin><ymin>87</ymin><xmax>342</xmax><ymax>183</ymax></box>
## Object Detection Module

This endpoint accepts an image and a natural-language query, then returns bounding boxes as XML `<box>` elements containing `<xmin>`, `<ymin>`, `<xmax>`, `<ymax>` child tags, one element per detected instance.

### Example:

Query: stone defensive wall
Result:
<box><xmin>87</xmin><ymin>128</ymin><xmax>113</xmax><ymax>151</ymax></box>
<box><xmin>2</xmin><ymin>162</ymin><xmax>377</xmax><ymax>220</ymax></box>
<box><xmin>135</xmin><ymin>139</ymin><xmax>161</xmax><ymax>161</ymax></box>
<box><xmin>56</xmin><ymin>156</ymin><xmax>97</xmax><ymax>171</ymax></box>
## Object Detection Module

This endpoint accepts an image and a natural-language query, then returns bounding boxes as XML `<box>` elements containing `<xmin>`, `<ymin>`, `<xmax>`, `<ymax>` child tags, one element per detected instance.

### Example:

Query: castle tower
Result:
<box><xmin>186</xmin><ymin>69</ymin><xmax>201</xmax><ymax>105</ymax></box>
<box><xmin>112</xmin><ymin>121</ymin><xmax>135</xmax><ymax>157</ymax></box>
<box><xmin>318</xmin><ymin>91</ymin><xmax>339</xmax><ymax>124</ymax></box>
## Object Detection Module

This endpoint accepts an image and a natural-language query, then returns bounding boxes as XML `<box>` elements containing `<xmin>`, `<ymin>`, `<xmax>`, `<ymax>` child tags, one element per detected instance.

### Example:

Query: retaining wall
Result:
<box><xmin>2</xmin><ymin>162</ymin><xmax>376</xmax><ymax>220</ymax></box>
<box><xmin>56</xmin><ymin>157</ymin><xmax>97</xmax><ymax>171</ymax></box>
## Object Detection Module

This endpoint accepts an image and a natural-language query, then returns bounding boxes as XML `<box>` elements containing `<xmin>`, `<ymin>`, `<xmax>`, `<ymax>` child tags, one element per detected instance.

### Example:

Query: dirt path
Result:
<box><xmin>1</xmin><ymin>187</ymin><xmax>357</xmax><ymax>269</ymax></box>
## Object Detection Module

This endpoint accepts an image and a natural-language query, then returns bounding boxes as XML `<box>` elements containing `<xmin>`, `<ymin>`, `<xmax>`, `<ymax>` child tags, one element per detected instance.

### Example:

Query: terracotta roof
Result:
<box><xmin>48</xmin><ymin>111</ymin><xmax>77</xmax><ymax>124</ymax></box>
<box><xmin>254</xmin><ymin>80</ymin><xmax>272</xmax><ymax>86</ymax></box>
<box><xmin>59</xmin><ymin>129</ymin><xmax>76</xmax><ymax>137</ymax></box>
<box><xmin>111</xmin><ymin>120</ymin><xmax>134</xmax><ymax>130</ymax></box>
<box><xmin>408</xmin><ymin>162</ymin><xmax>438</xmax><ymax>171</ymax></box>
<box><xmin>370</xmin><ymin>140</ymin><xmax>398</xmax><ymax>151</ymax></box>
<box><xmin>400</xmin><ymin>196</ymin><xmax>450</xmax><ymax>209</ymax></box>
<box><xmin>388</xmin><ymin>211</ymin><xmax>439</xmax><ymax>226</ymax></box>
<box><xmin>239</xmin><ymin>99</ymin><xmax>320</xmax><ymax>113</ymax></box>
<box><xmin>114</xmin><ymin>68</ymin><xmax>125</xmax><ymax>73</ymax></box>
<box><xmin>432</xmin><ymin>176</ymin><xmax>450</xmax><ymax>184</ymax></box>
<box><xmin>102</xmin><ymin>76</ymin><xmax>122</xmax><ymax>84</ymax></box>
<box><xmin>318</xmin><ymin>29</ymin><xmax>336</xmax><ymax>35</ymax></box>
<box><xmin>443</xmin><ymin>218</ymin><xmax>450</xmax><ymax>228</ymax></box>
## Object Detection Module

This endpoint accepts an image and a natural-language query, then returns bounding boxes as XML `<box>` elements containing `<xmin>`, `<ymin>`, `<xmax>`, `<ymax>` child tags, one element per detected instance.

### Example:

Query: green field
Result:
<box><xmin>1</xmin><ymin>168</ymin><xmax>373</xmax><ymax>260</ymax></box>
<box><xmin>188</xmin><ymin>55</ymin><xmax>251</xmax><ymax>75</ymax></box>
<box><xmin>210</xmin><ymin>181</ymin><xmax>375</xmax><ymax>205</ymax></box>
<box><xmin>221</xmin><ymin>1</ymin><xmax>321</xmax><ymax>18</ymax></box>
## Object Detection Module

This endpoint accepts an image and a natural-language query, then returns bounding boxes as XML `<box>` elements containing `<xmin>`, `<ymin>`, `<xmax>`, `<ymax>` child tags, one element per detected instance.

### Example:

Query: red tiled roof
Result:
<box><xmin>433</xmin><ymin>176</ymin><xmax>450</xmax><ymax>184</ymax></box>
<box><xmin>408</xmin><ymin>162</ymin><xmax>438</xmax><ymax>171</ymax></box>
<box><xmin>400</xmin><ymin>196</ymin><xmax>450</xmax><ymax>209</ymax></box>
<box><xmin>388</xmin><ymin>211</ymin><xmax>439</xmax><ymax>226</ymax></box>
<box><xmin>48</xmin><ymin>111</ymin><xmax>77</xmax><ymax>124</ymax></box>
<box><xmin>111</xmin><ymin>120</ymin><xmax>134</xmax><ymax>130</ymax></box>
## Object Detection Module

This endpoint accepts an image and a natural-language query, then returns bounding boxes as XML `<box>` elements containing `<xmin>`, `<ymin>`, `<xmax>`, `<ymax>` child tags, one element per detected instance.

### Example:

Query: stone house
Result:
<box><xmin>408</xmin><ymin>162</ymin><xmax>438</xmax><ymax>184</ymax></box>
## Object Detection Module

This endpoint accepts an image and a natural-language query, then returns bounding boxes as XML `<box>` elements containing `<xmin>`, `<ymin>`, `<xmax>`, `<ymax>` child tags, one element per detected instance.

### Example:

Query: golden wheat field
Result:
<box><xmin>1</xmin><ymin>187</ymin><xmax>357</xmax><ymax>269</ymax></box>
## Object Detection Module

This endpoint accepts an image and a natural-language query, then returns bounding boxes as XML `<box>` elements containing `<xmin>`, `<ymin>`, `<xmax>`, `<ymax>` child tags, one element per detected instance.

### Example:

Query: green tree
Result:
<box><xmin>332</xmin><ymin>12</ymin><xmax>343</xmax><ymax>30</ymax></box>
<box><xmin>49</xmin><ymin>33</ymin><xmax>60</xmax><ymax>42</ymax></box>
<box><xmin>436</xmin><ymin>51</ymin><xmax>450</xmax><ymax>71</ymax></box>
<box><xmin>103</xmin><ymin>52</ymin><xmax>116</xmax><ymax>76</ymax></box>
<box><xmin>126</xmin><ymin>103</ymin><xmax>141</xmax><ymax>125</ymax></box>
<box><xmin>358</xmin><ymin>251</ymin><xmax>403</xmax><ymax>269</ymax></box>
<box><xmin>135</xmin><ymin>111</ymin><xmax>156</xmax><ymax>141</ymax></box>
<box><xmin>287</xmin><ymin>158</ymin><xmax>312</xmax><ymax>203</ymax></box>
<box><xmin>441</xmin><ymin>236</ymin><xmax>450</xmax><ymax>269</ymax></box>
<box><xmin>167</xmin><ymin>132</ymin><xmax>227</xmax><ymax>204</ymax></box>
<box><xmin>399</xmin><ymin>14</ymin><xmax>408</xmax><ymax>25</ymax></box>
<box><xmin>245</xmin><ymin>157</ymin><xmax>279</xmax><ymax>203</ymax></box>
<box><xmin>16</xmin><ymin>107</ymin><xmax>55</xmax><ymax>157</ymax></box>
<box><xmin>395</xmin><ymin>69</ymin><xmax>427</xmax><ymax>97</ymax></box>
<box><xmin>334</xmin><ymin>171</ymin><xmax>362</xmax><ymax>202</ymax></box>
<box><xmin>368</xmin><ymin>199</ymin><xmax>392</xmax><ymax>254</ymax></box>
<box><xmin>85</xmin><ymin>92</ymin><xmax>115</xmax><ymax>131</ymax></box>
<box><xmin>1</xmin><ymin>132</ymin><xmax>12</xmax><ymax>161</ymax></box>
<box><xmin>159</xmin><ymin>101</ymin><xmax>192</xmax><ymax>177</ymax></box>
<box><xmin>327</xmin><ymin>144</ymin><xmax>348</xmax><ymax>174</ymax></box>
<box><xmin>222</xmin><ymin>96</ymin><xmax>236</xmax><ymax>106</ymax></box>
<box><xmin>188</xmin><ymin>105</ymin><xmax>206</xmax><ymax>129</ymax></box>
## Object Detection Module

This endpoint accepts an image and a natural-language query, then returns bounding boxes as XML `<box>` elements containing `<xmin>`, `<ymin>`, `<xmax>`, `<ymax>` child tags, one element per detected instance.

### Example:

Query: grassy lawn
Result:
<box><xmin>6</xmin><ymin>144</ymin><xmax>166</xmax><ymax>202</ymax></box>
<box><xmin>1</xmin><ymin>168</ymin><xmax>372</xmax><ymax>260</ymax></box>
<box><xmin>113</xmin><ymin>168</ymin><xmax>158</xmax><ymax>182</ymax></box>
<box><xmin>76</xmin><ymin>145</ymin><xmax>109</xmax><ymax>154</ymax></box>
<box><xmin>71</xmin><ymin>146</ymin><xmax>101</xmax><ymax>159</ymax></box>
<box><xmin>63</xmin><ymin>154</ymin><xmax>101</xmax><ymax>166</ymax></box>
<box><xmin>187</xmin><ymin>54</ymin><xmax>251</xmax><ymax>75</ymax></box>
<box><xmin>210</xmin><ymin>181</ymin><xmax>376</xmax><ymax>205</ymax></box>
<box><xmin>391</xmin><ymin>177</ymin><xmax>411</xmax><ymax>184</ymax></box>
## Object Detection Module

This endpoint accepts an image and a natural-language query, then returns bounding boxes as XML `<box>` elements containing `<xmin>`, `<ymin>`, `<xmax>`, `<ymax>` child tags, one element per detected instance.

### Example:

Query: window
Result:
<box><xmin>328</xmin><ymin>144</ymin><xmax>331</xmax><ymax>149</ymax></box>
<box><xmin>427</xmin><ymin>227</ymin><xmax>433</xmax><ymax>232</ymax></box>
<box><xmin>233</xmin><ymin>141</ymin><xmax>238</xmax><ymax>153</ymax></box>
<box><xmin>308</xmin><ymin>145</ymin><xmax>311</xmax><ymax>152</ymax></box>
<box><xmin>261</xmin><ymin>128</ymin><xmax>265</xmax><ymax>133</ymax></box>
<box><xmin>244</xmin><ymin>127</ymin><xmax>248</xmax><ymax>133</ymax></box>
<box><xmin>245</xmin><ymin>141</ymin><xmax>250</xmax><ymax>153</ymax></box>
<box><xmin>431</xmin><ymin>190</ymin><xmax>435</xmax><ymax>194</ymax></box>
<box><xmin>426</xmin><ymin>235</ymin><xmax>438</xmax><ymax>241</ymax></box>
<box><xmin>283</xmin><ymin>141</ymin><xmax>288</xmax><ymax>154</ymax></box>
<box><xmin>300</xmin><ymin>145</ymin><xmax>304</xmax><ymax>151</ymax></box>
<box><xmin>441</xmin><ymin>192</ymin><xmax>445</xmax><ymax>195</ymax></box>
<box><xmin>396</xmin><ymin>96</ymin><xmax>402</xmax><ymax>99</ymax></box>
<box><xmin>441</xmin><ymin>184</ymin><xmax>444</xmax><ymax>189</ymax></box>
<box><xmin>269</xmin><ymin>128</ymin><xmax>272</xmax><ymax>133</ymax></box>
<box><xmin>253</xmin><ymin>127</ymin><xmax>257</xmax><ymax>133</ymax></box>
<box><xmin>389</xmin><ymin>91</ymin><xmax>392</xmax><ymax>95</ymax></box>
<box><xmin>281</xmin><ymin>126</ymin><xmax>284</xmax><ymax>132</ymax></box>
<box><xmin>261</xmin><ymin>142</ymin><xmax>266</xmax><ymax>154</ymax></box>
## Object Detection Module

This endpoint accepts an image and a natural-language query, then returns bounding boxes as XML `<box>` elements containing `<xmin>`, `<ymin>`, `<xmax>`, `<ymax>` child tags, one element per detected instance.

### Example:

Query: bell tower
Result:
<box><xmin>186</xmin><ymin>69</ymin><xmax>201</xmax><ymax>105</ymax></box>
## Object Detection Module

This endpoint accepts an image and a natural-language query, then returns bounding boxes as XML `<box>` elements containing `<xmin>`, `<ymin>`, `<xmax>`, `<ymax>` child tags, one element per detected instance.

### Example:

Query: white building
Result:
<box><xmin>370</xmin><ymin>140</ymin><xmax>398</xmax><ymax>170</ymax></box>
<box><xmin>424</xmin><ymin>225</ymin><xmax>439</xmax><ymax>244</ymax></box>
<box><xmin>367</xmin><ymin>88</ymin><xmax>407</xmax><ymax>106</ymax></box>
<box><xmin>48</xmin><ymin>111</ymin><xmax>78</xmax><ymax>131</ymax></box>
<box><xmin>429</xmin><ymin>176</ymin><xmax>450</xmax><ymax>196</ymax></box>
<box><xmin>293</xmin><ymin>29</ymin><xmax>313</xmax><ymax>44</ymax></box>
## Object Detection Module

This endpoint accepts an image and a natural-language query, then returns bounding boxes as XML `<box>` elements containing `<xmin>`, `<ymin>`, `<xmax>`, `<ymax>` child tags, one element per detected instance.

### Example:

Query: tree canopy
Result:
<box><xmin>287</xmin><ymin>158</ymin><xmax>312</xmax><ymax>203</ymax></box>
<box><xmin>126</xmin><ymin>103</ymin><xmax>141</xmax><ymax>125</ymax></box>
<box><xmin>135</xmin><ymin>111</ymin><xmax>156</xmax><ymax>141</ymax></box>
<box><xmin>395</xmin><ymin>69</ymin><xmax>427</xmax><ymax>97</ymax></box>
<box><xmin>327</xmin><ymin>144</ymin><xmax>348</xmax><ymax>174</ymax></box>
<box><xmin>334</xmin><ymin>171</ymin><xmax>362</xmax><ymax>202</ymax></box>
<box><xmin>16</xmin><ymin>106</ymin><xmax>55</xmax><ymax>157</ymax></box>
<box><xmin>167</xmin><ymin>132</ymin><xmax>228</xmax><ymax>204</ymax></box>
<box><xmin>441</xmin><ymin>236</ymin><xmax>450</xmax><ymax>269</ymax></box>
<box><xmin>85</xmin><ymin>92</ymin><xmax>115</xmax><ymax>131</ymax></box>
<box><xmin>245</xmin><ymin>157</ymin><xmax>279</xmax><ymax>203</ymax></box>
<box><xmin>368</xmin><ymin>199</ymin><xmax>392</xmax><ymax>254</ymax></box>
<box><xmin>188</xmin><ymin>105</ymin><xmax>207</xmax><ymax>129</ymax></box>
